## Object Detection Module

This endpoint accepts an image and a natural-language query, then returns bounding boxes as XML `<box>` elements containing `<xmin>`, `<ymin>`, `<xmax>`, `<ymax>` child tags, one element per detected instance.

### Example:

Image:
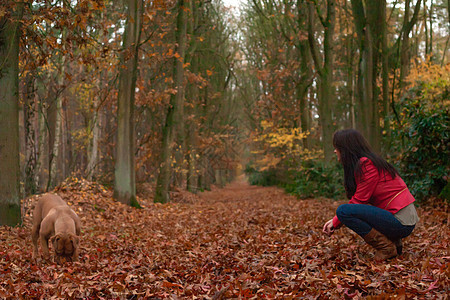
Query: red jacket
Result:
<box><xmin>332</xmin><ymin>157</ymin><xmax>415</xmax><ymax>228</ymax></box>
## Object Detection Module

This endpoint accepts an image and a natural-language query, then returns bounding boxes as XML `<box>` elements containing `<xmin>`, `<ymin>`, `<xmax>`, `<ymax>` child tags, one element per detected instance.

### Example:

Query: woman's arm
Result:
<box><xmin>332</xmin><ymin>158</ymin><xmax>380</xmax><ymax>228</ymax></box>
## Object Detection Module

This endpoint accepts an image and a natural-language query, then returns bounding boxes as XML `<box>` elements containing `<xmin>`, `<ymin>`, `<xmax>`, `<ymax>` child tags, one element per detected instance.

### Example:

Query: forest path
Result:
<box><xmin>0</xmin><ymin>178</ymin><xmax>448</xmax><ymax>298</ymax></box>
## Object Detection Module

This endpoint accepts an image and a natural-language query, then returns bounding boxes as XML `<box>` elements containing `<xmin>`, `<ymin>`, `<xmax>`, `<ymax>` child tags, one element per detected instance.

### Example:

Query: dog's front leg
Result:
<box><xmin>39</xmin><ymin>216</ymin><xmax>54</xmax><ymax>262</ymax></box>
<box><xmin>40</xmin><ymin>235</ymin><xmax>51</xmax><ymax>261</ymax></box>
<box><xmin>72</xmin><ymin>245</ymin><xmax>79</xmax><ymax>262</ymax></box>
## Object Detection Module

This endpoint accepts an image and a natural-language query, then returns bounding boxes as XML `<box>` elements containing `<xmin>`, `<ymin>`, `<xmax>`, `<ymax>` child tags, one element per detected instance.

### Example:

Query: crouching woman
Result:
<box><xmin>323</xmin><ymin>129</ymin><xmax>419</xmax><ymax>260</ymax></box>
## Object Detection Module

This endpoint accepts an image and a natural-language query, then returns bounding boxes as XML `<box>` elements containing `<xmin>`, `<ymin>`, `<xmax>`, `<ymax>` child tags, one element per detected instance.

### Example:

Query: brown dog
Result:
<box><xmin>32</xmin><ymin>193</ymin><xmax>81</xmax><ymax>263</ymax></box>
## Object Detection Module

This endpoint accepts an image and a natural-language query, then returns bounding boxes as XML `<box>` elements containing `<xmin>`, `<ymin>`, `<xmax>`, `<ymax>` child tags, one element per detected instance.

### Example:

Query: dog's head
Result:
<box><xmin>50</xmin><ymin>233</ymin><xmax>79</xmax><ymax>258</ymax></box>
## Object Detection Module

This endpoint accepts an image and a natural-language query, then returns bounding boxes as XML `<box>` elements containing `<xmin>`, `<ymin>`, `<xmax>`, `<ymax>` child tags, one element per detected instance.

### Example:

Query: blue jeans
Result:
<box><xmin>336</xmin><ymin>204</ymin><xmax>415</xmax><ymax>241</ymax></box>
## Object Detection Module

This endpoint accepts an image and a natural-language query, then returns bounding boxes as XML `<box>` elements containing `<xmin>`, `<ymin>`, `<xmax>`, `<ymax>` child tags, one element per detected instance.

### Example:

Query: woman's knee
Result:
<box><xmin>336</xmin><ymin>204</ymin><xmax>352</xmax><ymax>219</ymax></box>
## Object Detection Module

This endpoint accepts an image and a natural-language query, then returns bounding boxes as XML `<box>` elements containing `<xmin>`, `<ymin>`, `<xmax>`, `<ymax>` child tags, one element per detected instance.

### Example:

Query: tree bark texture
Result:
<box><xmin>307</xmin><ymin>0</ymin><xmax>336</xmax><ymax>162</ymax></box>
<box><xmin>155</xmin><ymin>0</ymin><xmax>187</xmax><ymax>203</ymax></box>
<box><xmin>297</xmin><ymin>0</ymin><xmax>313</xmax><ymax>149</ymax></box>
<box><xmin>23</xmin><ymin>71</ymin><xmax>38</xmax><ymax>195</ymax></box>
<box><xmin>114</xmin><ymin>0</ymin><xmax>142</xmax><ymax>207</ymax></box>
<box><xmin>350</xmin><ymin>0</ymin><xmax>385</xmax><ymax>152</ymax></box>
<box><xmin>381</xmin><ymin>0</ymin><xmax>390</xmax><ymax>151</ymax></box>
<box><xmin>186</xmin><ymin>34</ymin><xmax>199</xmax><ymax>193</ymax></box>
<box><xmin>399</xmin><ymin>0</ymin><xmax>422</xmax><ymax>89</ymax></box>
<box><xmin>0</xmin><ymin>3</ymin><xmax>23</xmax><ymax>226</ymax></box>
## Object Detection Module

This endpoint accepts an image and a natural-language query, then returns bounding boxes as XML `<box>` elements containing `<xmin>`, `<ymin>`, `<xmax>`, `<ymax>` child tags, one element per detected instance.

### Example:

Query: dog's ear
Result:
<box><xmin>70</xmin><ymin>234</ymin><xmax>79</xmax><ymax>247</ymax></box>
<box><xmin>50</xmin><ymin>235</ymin><xmax>57</xmax><ymax>243</ymax></box>
<box><xmin>50</xmin><ymin>234</ymin><xmax>62</xmax><ymax>247</ymax></box>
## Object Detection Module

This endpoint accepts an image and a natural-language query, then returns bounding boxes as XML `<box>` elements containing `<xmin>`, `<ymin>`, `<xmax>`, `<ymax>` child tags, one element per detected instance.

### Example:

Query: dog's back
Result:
<box><xmin>34</xmin><ymin>194</ymin><xmax>68</xmax><ymax>223</ymax></box>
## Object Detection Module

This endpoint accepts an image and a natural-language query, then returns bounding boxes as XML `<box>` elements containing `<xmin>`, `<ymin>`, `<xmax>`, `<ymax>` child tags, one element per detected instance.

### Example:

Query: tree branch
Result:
<box><xmin>307</xmin><ymin>2</ymin><xmax>323</xmax><ymax>76</ymax></box>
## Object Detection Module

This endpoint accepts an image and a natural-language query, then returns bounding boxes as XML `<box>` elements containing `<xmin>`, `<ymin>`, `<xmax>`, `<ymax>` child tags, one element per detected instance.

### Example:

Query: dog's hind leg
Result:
<box><xmin>31</xmin><ymin>199</ymin><xmax>44</xmax><ymax>260</ymax></box>
<box><xmin>71</xmin><ymin>235</ymin><xmax>80</xmax><ymax>262</ymax></box>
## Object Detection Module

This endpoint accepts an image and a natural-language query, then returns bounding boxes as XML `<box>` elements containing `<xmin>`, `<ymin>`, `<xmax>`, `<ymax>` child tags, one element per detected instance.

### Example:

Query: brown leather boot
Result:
<box><xmin>363</xmin><ymin>228</ymin><xmax>398</xmax><ymax>260</ymax></box>
<box><xmin>393</xmin><ymin>239</ymin><xmax>403</xmax><ymax>255</ymax></box>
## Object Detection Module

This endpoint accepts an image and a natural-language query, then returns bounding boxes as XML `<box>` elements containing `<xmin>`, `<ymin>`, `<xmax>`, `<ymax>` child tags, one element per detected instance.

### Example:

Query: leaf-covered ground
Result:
<box><xmin>0</xmin><ymin>178</ymin><xmax>448</xmax><ymax>299</ymax></box>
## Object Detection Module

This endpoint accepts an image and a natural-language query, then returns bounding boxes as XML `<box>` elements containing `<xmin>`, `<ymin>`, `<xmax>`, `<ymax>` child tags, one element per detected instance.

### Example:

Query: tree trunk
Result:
<box><xmin>36</xmin><ymin>97</ymin><xmax>48</xmax><ymax>191</ymax></box>
<box><xmin>186</xmin><ymin>0</ymin><xmax>200</xmax><ymax>193</ymax></box>
<box><xmin>155</xmin><ymin>0</ymin><xmax>187</xmax><ymax>203</ymax></box>
<box><xmin>321</xmin><ymin>0</ymin><xmax>336</xmax><ymax>161</ymax></box>
<box><xmin>399</xmin><ymin>0</ymin><xmax>422</xmax><ymax>89</ymax></box>
<box><xmin>87</xmin><ymin>22</ymin><xmax>107</xmax><ymax>181</ymax></box>
<box><xmin>185</xmin><ymin>72</ymin><xmax>199</xmax><ymax>193</ymax></box>
<box><xmin>307</xmin><ymin>0</ymin><xmax>336</xmax><ymax>161</ymax></box>
<box><xmin>297</xmin><ymin>0</ymin><xmax>313</xmax><ymax>149</ymax></box>
<box><xmin>428</xmin><ymin>1</ymin><xmax>433</xmax><ymax>59</ymax></box>
<box><xmin>48</xmin><ymin>3</ymin><xmax>71</xmax><ymax>190</ymax></box>
<box><xmin>367</xmin><ymin>0</ymin><xmax>383</xmax><ymax>152</ymax></box>
<box><xmin>186</xmin><ymin>62</ymin><xmax>199</xmax><ymax>192</ymax></box>
<box><xmin>351</xmin><ymin>0</ymin><xmax>369</xmax><ymax>138</ymax></box>
<box><xmin>400</xmin><ymin>0</ymin><xmax>412</xmax><ymax>87</ymax></box>
<box><xmin>0</xmin><ymin>2</ymin><xmax>23</xmax><ymax>226</ymax></box>
<box><xmin>381</xmin><ymin>0</ymin><xmax>390</xmax><ymax>152</ymax></box>
<box><xmin>298</xmin><ymin>82</ymin><xmax>310</xmax><ymax>149</ymax></box>
<box><xmin>424</xmin><ymin>3</ymin><xmax>429</xmax><ymax>57</ymax></box>
<box><xmin>45</xmin><ymin>80</ymin><xmax>57</xmax><ymax>190</ymax></box>
<box><xmin>23</xmin><ymin>71</ymin><xmax>38</xmax><ymax>195</ymax></box>
<box><xmin>114</xmin><ymin>0</ymin><xmax>142</xmax><ymax>207</ymax></box>
<box><xmin>48</xmin><ymin>82</ymin><xmax>62</xmax><ymax>190</ymax></box>
<box><xmin>347</xmin><ymin>32</ymin><xmax>356</xmax><ymax>129</ymax></box>
<box><xmin>87</xmin><ymin>101</ymin><xmax>101</xmax><ymax>180</ymax></box>
<box><xmin>351</xmin><ymin>0</ymin><xmax>385</xmax><ymax>152</ymax></box>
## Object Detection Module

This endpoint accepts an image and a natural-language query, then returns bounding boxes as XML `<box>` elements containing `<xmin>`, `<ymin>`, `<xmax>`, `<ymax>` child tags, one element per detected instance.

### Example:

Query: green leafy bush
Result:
<box><xmin>245</xmin><ymin>160</ymin><xmax>345</xmax><ymax>200</ymax></box>
<box><xmin>390</xmin><ymin>63</ymin><xmax>450</xmax><ymax>203</ymax></box>
<box><xmin>245</xmin><ymin>165</ymin><xmax>282</xmax><ymax>187</ymax></box>
<box><xmin>284</xmin><ymin>160</ymin><xmax>345</xmax><ymax>200</ymax></box>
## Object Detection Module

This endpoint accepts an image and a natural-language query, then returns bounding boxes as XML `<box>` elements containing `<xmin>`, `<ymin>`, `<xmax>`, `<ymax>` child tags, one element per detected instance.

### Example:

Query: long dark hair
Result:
<box><xmin>333</xmin><ymin>129</ymin><xmax>398</xmax><ymax>199</ymax></box>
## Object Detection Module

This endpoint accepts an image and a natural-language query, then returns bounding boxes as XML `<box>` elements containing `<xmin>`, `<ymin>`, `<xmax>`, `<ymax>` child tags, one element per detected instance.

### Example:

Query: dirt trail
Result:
<box><xmin>0</xmin><ymin>178</ymin><xmax>448</xmax><ymax>298</ymax></box>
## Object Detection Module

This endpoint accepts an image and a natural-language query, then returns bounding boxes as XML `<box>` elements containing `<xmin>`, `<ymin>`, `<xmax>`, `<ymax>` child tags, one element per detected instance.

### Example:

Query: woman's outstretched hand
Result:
<box><xmin>323</xmin><ymin>219</ymin><xmax>335</xmax><ymax>236</ymax></box>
